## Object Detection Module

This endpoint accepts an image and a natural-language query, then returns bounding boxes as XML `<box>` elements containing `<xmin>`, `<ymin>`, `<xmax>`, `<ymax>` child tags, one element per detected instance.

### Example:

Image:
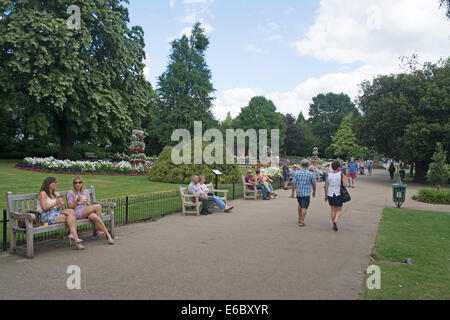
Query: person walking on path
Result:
<box><xmin>325</xmin><ymin>161</ymin><xmax>348</xmax><ymax>232</ymax></box>
<box><xmin>347</xmin><ymin>157</ymin><xmax>358</xmax><ymax>188</ymax></box>
<box><xmin>292</xmin><ymin>159</ymin><xmax>317</xmax><ymax>227</ymax></box>
<box><xmin>388</xmin><ymin>162</ymin><xmax>396</xmax><ymax>180</ymax></box>
<box><xmin>283</xmin><ymin>160</ymin><xmax>291</xmax><ymax>190</ymax></box>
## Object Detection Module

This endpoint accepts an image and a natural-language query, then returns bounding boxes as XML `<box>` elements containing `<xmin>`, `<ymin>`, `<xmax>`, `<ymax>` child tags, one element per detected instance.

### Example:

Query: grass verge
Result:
<box><xmin>361</xmin><ymin>208</ymin><xmax>450</xmax><ymax>300</ymax></box>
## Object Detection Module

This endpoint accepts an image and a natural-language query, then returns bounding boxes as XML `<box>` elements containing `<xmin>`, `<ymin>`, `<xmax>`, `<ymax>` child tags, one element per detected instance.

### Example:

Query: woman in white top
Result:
<box><xmin>37</xmin><ymin>177</ymin><xmax>85</xmax><ymax>249</ymax></box>
<box><xmin>324</xmin><ymin>161</ymin><xmax>348</xmax><ymax>232</ymax></box>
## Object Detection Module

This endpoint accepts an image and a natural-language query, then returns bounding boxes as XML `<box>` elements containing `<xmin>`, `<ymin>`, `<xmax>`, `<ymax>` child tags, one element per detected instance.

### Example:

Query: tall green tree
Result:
<box><xmin>148</xmin><ymin>23</ymin><xmax>217</xmax><ymax>155</ymax></box>
<box><xmin>427</xmin><ymin>143</ymin><xmax>449</xmax><ymax>191</ymax></box>
<box><xmin>307</xmin><ymin>93</ymin><xmax>357</xmax><ymax>154</ymax></box>
<box><xmin>234</xmin><ymin>96</ymin><xmax>286</xmax><ymax>155</ymax></box>
<box><xmin>331</xmin><ymin>113</ymin><xmax>368</xmax><ymax>160</ymax></box>
<box><xmin>0</xmin><ymin>0</ymin><xmax>154</xmax><ymax>158</ymax></box>
<box><xmin>356</xmin><ymin>58</ymin><xmax>450</xmax><ymax>182</ymax></box>
<box><xmin>283</xmin><ymin>113</ymin><xmax>304</xmax><ymax>156</ymax></box>
<box><xmin>296</xmin><ymin>112</ymin><xmax>320</xmax><ymax>157</ymax></box>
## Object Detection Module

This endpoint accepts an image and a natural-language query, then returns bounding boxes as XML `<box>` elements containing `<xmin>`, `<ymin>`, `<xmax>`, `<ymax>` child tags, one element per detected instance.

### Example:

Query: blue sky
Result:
<box><xmin>126</xmin><ymin>0</ymin><xmax>449</xmax><ymax>120</ymax></box>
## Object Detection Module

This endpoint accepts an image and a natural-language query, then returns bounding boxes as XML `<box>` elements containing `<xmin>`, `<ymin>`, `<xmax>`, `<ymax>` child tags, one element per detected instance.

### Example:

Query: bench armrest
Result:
<box><xmin>244</xmin><ymin>183</ymin><xmax>256</xmax><ymax>189</ymax></box>
<box><xmin>212</xmin><ymin>189</ymin><xmax>228</xmax><ymax>194</ymax></box>
<box><xmin>94</xmin><ymin>202</ymin><xmax>117</xmax><ymax>209</ymax></box>
<box><xmin>9</xmin><ymin>211</ymin><xmax>36</xmax><ymax>221</ymax></box>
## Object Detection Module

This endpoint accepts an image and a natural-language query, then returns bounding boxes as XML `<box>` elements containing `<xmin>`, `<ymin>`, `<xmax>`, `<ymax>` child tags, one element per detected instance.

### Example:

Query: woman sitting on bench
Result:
<box><xmin>37</xmin><ymin>177</ymin><xmax>85</xmax><ymax>250</ymax></box>
<box><xmin>67</xmin><ymin>177</ymin><xmax>114</xmax><ymax>245</ymax></box>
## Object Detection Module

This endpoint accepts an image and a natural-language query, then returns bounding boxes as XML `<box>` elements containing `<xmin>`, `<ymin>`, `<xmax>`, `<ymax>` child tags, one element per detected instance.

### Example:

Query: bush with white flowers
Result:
<box><xmin>19</xmin><ymin>157</ymin><xmax>147</xmax><ymax>175</ymax></box>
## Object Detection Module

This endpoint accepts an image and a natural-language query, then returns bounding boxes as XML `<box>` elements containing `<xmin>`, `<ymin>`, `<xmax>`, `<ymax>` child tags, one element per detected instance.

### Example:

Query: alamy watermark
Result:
<box><xmin>171</xmin><ymin>121</ymin><xmax>280</xmax><ymax>166</ymax></box>
<box><xmin>67</xmin><ymin>5</ymin><xmax>81</xmax><ymax>30</ymax></box>
<box><xmin>366</xmin><ymin>265</ymin><xmax>381</xmax><ymax>290</ymax></box>
<box><xmin>66</xmin><ymin>265</ymin><xmax>81</xmax><ymax>290</ymax></box>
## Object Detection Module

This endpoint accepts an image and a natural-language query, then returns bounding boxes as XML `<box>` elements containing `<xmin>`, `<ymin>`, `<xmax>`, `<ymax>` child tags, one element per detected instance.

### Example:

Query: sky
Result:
<box><xmin>126</xmin><ymin>0</ymin><xmax>450</xmax><ymax>121</ymax></box>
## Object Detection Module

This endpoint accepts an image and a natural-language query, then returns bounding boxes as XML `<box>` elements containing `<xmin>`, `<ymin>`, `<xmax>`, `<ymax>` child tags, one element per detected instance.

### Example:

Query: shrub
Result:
<box><xmin>415</xmin><ymin>189</ymin><xmax>450</xmax><ymax>205</ymax></box>
<box><xmin>148</xmin><ymin>143</ymin><xmax>242</xmax><ymax>185</ymax></box>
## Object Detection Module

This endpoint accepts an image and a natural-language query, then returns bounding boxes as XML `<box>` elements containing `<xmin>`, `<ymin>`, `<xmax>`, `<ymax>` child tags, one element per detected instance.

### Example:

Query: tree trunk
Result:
<box><xmin>413</xmin><ymin>160</ymin><xmax>428</xmax><ymax>183</ymax></box>
<box><xmin>58</xmin><ymin>118</ymin><xmax>74</xmax><ymax>159</ymax></box>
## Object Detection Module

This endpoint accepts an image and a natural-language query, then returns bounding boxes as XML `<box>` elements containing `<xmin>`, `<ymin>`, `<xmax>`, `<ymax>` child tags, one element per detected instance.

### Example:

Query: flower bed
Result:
<box><xmin>15</xmin><ymin>157</ymin><xmax>152</xmax><ymax>176</ymax></box>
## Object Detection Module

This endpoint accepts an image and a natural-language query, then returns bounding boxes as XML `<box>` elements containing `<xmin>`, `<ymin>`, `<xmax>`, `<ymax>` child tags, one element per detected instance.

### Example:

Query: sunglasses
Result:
<box><xmin>74</xmin><ymin>181</ymin><xmax>83</xmax><ymax>185</ymax></box>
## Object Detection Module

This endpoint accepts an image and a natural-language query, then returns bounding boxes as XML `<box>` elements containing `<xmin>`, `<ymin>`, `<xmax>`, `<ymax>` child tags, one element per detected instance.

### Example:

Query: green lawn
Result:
<box><xmin>0</xmin><ymin>160</ymin><xmax>179</xmax><ymax>210</ymax></box>
<box><xmin>362</xmin><ymin>208</ymin><xmax>450</xmax><ymax>300</ymax></box>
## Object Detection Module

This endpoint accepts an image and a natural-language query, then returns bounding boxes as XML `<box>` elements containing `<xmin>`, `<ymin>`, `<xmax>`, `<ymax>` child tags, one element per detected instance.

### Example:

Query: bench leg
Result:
<box><xmin>25</xmin><ymin>221</ymin><xmax>34</xmax><ymax>259</ymax></box>
<box><xmin>110</xmin><ymin>211</ymin><xmax>115</xmax><ymax>239</ymax></box>
<box><xmin>9</xmin><ymin>222</ymin><xmax>16</xmax><ymax>254</ymax></box>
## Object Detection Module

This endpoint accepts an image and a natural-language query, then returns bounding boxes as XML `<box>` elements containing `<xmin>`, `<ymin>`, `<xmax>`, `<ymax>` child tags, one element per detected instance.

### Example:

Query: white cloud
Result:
<box><xmin>169</xmin><ymin>0</ymin><xmax>176</xmax><ymax>9</ymax></box>
<box><xmin>243</xmin><ymin>44</ymin><xmax>269</xmax><ymax>55</ymax></box>
<box><xmin>285</xmin><ymin>7</ymin><xmax>296</xmax><ymax>15</ymax></box>
<box><xmin>213</xmin><ymin>87</ymin><xmax>264</xmax><ymax>120</ymax></box>
<box><xmin>213</xmin><ymin>0</ymin><xmax>450</xmax><ymax>121</ymax></box>
<box><xmin>293</xmin><ymin>0</ymin><xmax>449</xmax><ymax>65</ymax></box>
<box><xmin>264</xmin><ymin>34</ymin><xmax>283</xmax><ymax>41</ymax></box>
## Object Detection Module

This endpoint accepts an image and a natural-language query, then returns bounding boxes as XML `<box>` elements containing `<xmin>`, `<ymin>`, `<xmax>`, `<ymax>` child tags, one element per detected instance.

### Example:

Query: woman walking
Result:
<box><xmin>324</xmin><ymin>161</ymin><xmax>348</xmax><ymax>232</ymax></box>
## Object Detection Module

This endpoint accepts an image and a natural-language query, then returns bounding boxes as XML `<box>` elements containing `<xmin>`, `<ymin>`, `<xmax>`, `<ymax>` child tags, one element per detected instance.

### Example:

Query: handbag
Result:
<box><xmin>340</xmin><ymin>173</ymin><xmax>351</xmax><ymax>203</ymax></box>
<box><xmin>18</xmin><ymin>210</ymin><xmax>41</xmax><ymax>228</ymax></box>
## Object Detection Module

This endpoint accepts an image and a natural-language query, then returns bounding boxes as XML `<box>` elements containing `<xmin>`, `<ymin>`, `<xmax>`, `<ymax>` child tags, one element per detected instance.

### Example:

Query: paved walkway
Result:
<box><xmin>0</xmin><ymin>169</ymin><xmax>447</xmax><ymax>299</ymax></box>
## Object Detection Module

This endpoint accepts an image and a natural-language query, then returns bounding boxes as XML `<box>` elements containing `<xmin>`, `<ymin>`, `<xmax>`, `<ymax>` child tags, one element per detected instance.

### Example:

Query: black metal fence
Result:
<box><xmin>0</xmin><ymin>178</ymin><xmax>283</xmax><ymax>250</ymax></box>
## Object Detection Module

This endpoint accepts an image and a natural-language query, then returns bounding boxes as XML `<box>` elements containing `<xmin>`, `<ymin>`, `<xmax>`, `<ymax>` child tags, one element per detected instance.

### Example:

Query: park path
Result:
<box><xmin>0</xmin><ymin>169</ymin><xmax>447</xmax><ymax>300</ymax></box>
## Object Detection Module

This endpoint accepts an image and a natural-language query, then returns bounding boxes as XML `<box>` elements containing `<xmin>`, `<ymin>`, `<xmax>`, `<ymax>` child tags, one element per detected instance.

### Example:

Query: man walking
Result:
<box><xmin>292</xmin><ymin>159</ymin><xmax>317</xmax><ymax>227</ymax></box>
<box><xmin>347</xmin><ymin>157</ymin><xmax>358</xmax><ymax>188</ymax></box>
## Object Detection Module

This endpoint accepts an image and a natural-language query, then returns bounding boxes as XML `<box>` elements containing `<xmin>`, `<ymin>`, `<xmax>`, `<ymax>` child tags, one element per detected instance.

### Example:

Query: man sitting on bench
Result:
<box><xmin>188</xmin><ymin>175</ymin><xmax>213</xmax><ymax>215</ymax></box>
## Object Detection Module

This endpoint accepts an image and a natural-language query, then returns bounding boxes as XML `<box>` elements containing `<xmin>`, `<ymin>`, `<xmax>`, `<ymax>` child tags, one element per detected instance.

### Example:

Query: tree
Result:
<box><xmin>147</xmin><ymin>23</ymin><xmax>217</xmax><ymax>155</ymax></box>
<box><xmin>220</xmin><ymin>112</ymin><xmax>234</xmax><ymax>132</ymax></box>
<box><xmin>427</xmin><ymin>143</ymin><xmax>449</xmax><ymax>191</ymax></box>
<box><xmin>234</xmin><ymin>96</ymin><xmax>286</xmax><ymax>156</ymax></box>
<box><xmin>331</xmin><ymin>113</ymin><xmax>368</xmax><ymax>160</ymax></box>
<box><xmin>356</xmin><ymin>58</ymin><xmax>450</xmax><ymax>182</ymax></box>
<box><xmin>307</xmin><ymin>93</ymin><xmax>357</xmax><ymax>154</ymax></box>
<box><xmin>283</xmin><ymin>114</ymin><xmax>305</xmax><ymax>156</ymax></box>
<box><xmin>0</xmin><ymin>0</ymin><xmax>154</xmax><ymax>158</ymax></box>
<box><xmin>296</xmin><ymin>112</ymin><xmax>320</xmax><ymax>157</ymax></box>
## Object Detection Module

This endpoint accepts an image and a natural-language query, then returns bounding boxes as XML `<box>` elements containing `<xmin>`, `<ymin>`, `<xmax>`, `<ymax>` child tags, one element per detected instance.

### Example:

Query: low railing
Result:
<box><xmin>0</xmin><ymin>179</ymin><xmax>283</xmax><ymax>250</ymax></box>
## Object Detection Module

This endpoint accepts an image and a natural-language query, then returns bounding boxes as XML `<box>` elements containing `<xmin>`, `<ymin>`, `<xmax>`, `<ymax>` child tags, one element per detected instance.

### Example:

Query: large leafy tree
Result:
<box><xmin>307</xmin><ymin>93</ymin><xmax>357</xmax><ymax>154</ymax></box>
<box><xmin>296</xmin><ymin>112</ymin><xmax>320</xmax><ymax>157</ymax></box>
<box><xmin>0</xmin><ymin>0</ymin><xmax>154</xmax><ymax>158</ymax></box>
<box><xmin>356</xmin><ymin>58</ymin><xmax>450</xmax><ymax>182</ymax></box>
<box><xmin>234</xmin><ymin>96</ymin><xmax>286</xmax><ymax>155</ymax></box>
<box><xmin>283</xmin><ymin>113</ymin><xmax>305</xmax><ymax>156</ymax></box>
<box><xmin>147</xmin><ymin>23</ymin><xmax>217</xmax><ymax>155</ymax></box>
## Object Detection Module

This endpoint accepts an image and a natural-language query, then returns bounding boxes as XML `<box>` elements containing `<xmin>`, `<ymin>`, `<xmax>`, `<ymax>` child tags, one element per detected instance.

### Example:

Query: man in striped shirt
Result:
<box><xmin>292</xmin><ymin>159</ymin><xmax>317</xmax><ymax>227</ymax></box>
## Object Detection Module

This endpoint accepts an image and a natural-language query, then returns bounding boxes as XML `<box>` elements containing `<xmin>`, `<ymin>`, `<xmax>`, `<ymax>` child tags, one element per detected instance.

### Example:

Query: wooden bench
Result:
<box><xmin>6</xmin><ymin>186</ymin><xmax>116</xmax><ymax>259</ymax></box>
<box><xmin>85</xmin><ymin>152</ymin><xmax>97</xmax><ymax>160</ymax></box>
<box><xmin>179</xmin><ymin>183</ymin><xmax>228</xmax><ymax>216</ymax></box>
<box><xmin>242</xmin><ymin>175</ymin><xmax>263</xmax><ymax>200</ymax></box>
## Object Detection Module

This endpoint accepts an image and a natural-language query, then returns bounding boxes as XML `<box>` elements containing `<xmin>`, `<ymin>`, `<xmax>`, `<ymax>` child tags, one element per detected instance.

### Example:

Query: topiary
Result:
<box><xmin>148</xmin><ymin>140</ymin><xmax>242</xmax><ymax>185</ymax></box>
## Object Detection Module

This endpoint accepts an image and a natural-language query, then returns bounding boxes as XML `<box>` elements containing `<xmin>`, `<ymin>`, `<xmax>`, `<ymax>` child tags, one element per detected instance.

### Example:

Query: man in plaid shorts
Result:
<box><xmin>292</xmin><ymin>159</ymin><xmax>317</xmax><ymax>227</ymax></box>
